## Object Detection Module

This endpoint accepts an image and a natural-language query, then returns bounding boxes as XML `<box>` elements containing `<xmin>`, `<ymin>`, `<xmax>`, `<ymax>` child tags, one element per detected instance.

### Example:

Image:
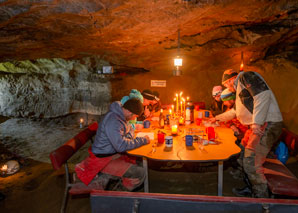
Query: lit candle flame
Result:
<box><xmin>180</xmin><ymin>92</ymin><xmax>183</xmax><ymax>97</ymax></box>
<box><xmin>187</xmin><ymin>96</ymin><xmax>189</xmax><ymax>101</ymax></box>
<box><xmin>160</xmin><ymin>109</ymin><xmax>163</xmax><ymax>113</ymax></box>
<box><xmin>169</xmin><ymin>109</ymin><xmax>172</xmax><ymax>114</ymax></box>
<box><xmin>240</xmin><ymin>62</ymin><xmax>244</xmax><ymax>71</ymax></box>
<box><xmin>80</xmin><ymin>118</ymin><xmax>84</xmax><ymax>123</ymax></box>
<box><xmin>1</xmin><ymin>164</ymin><xmax>7</xmax><ymax>171</ymax></box>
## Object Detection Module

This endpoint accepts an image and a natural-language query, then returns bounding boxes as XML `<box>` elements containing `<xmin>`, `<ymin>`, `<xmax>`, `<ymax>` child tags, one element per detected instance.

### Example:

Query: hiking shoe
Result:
<box><xmin>232</xmin><ymin>186</ymin><xmax>252</xmax><ymax>197</ymax></box>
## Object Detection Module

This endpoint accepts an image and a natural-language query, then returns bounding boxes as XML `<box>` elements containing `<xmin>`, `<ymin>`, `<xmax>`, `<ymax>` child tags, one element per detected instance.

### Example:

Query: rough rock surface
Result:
<box><xmin>0</xmin><ymin>58</ymin><xmax>111</xmax><ymax>117</ymax></box>
<box><xmin>0</xmin><ymin>0</ymin><xmax>298</xmax><ymax>131</ymax></box>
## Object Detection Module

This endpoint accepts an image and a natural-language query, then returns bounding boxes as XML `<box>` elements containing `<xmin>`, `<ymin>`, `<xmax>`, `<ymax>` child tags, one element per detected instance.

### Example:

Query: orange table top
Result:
<box><xmin>127</xmin><ymin>120</ymin><xmax>240</xmax><ymax>162</ymax></box>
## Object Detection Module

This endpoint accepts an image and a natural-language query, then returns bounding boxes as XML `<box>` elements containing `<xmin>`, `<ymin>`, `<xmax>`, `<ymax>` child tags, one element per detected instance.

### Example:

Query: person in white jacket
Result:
<box><xmin>211</xmin><ymin>69</ymin><xmax>283</xmax><ymax>198</ymax></box>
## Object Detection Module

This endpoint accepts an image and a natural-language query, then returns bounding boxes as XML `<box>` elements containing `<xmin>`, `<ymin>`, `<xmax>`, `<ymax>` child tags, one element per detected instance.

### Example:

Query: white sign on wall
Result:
<box><xmin>151</xmin><ymin>80</ymin><xmax>166</xmax><ymax>87</ymax></box>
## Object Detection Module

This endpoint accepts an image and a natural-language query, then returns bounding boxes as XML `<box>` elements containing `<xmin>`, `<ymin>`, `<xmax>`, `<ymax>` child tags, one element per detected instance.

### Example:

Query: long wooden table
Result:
<box><xmin>127</xmin><ymin>119</ymin><xmax>240</xmax><ymax>196</ymax></box>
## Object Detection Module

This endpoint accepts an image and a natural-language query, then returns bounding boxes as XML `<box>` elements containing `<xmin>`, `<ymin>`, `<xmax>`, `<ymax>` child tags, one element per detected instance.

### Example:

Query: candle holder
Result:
<box><xmin>171</xmin><ymin>124</ymin><xmax>178</xmax><ymax>136</ymax></box>
<box><xmin>0</xmin><ymin>164</ymin><xmax>8</xmax><ymax>177</ymax></box>
<box><xmin>79</xmin><ymin>118</ymin><xmax>84</xmax><ymax>128</ymax></box>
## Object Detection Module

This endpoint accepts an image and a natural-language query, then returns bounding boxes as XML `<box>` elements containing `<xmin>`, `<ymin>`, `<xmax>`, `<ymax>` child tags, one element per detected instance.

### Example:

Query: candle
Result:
<box><xmin>182</xmin><ymin>98</ymin><xmax>185</xmax><ymax>114</ymax></box>
<box><xmin>1</xmin><ymin>164</ymin><xmax>7</xmax><ymax>175</ymax></box>
<box><xmin>180</xmin><ymin>101</ymin><xmax>183</xmax><ymax>114</ymax></box>
<box><xmin>80</xmin><ymin>118</ymin><xmax>84</xmax><ymax>128</ymax></box>
<box><xmin>169</xmin><ymin>109</ymin><xmax>172</xmax><ymax>115</ymax></box>
<box><xmin>187</xmin><ymin>96</ymin><xmax>189</xmax><ymax>101</ymax></box>
<box><xmin>240</xmin><ymin>62</ymin><xmax>244</xmax><ymax>71</ymax></box>
<box><xmin>171</xmin><ymin>125</ymin><xmax>178</xmax><ymax>135</ymax></box>
<box><xmin>175</xmin><ymin>94</ymin><xmax>178</xmax><ymax>113</ymax></box>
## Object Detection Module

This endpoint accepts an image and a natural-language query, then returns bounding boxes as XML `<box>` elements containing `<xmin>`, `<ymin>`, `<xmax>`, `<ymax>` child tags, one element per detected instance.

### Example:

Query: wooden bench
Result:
<box><xmin>49</xmin><ymin>122</ymin><xmax>98</xmax><ymax>213</ymax></box>
<box><xmin>90</xmin><ymin>190</ymin><xmax>298</xmax><ymax>213</ymax></box>
<box><xmin>264</xmin><ymin>128</ymin><xmax>298</xmax><ymax>198</ymax></box>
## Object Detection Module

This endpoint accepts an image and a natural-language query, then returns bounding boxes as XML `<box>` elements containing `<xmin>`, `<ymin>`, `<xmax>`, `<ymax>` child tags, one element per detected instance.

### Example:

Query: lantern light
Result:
<box><xmin>174</xmin><ymin>57</ymin><xmax>182</xmax><ymax>67</ymax></box>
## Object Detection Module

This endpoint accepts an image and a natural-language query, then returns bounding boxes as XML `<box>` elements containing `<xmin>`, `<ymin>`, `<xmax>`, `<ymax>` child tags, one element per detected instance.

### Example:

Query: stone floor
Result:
<box><xmin>0</xmin><ymin>114</ymin><xmax>298</xmax><ymax>213</ymax></box>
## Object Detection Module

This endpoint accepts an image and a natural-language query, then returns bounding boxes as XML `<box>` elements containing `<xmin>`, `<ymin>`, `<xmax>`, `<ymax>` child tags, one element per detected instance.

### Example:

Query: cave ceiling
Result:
<box><xmin>0</xmin><ymin>0</ymin><xmax>297</xmax><ymax>72</ymax></box>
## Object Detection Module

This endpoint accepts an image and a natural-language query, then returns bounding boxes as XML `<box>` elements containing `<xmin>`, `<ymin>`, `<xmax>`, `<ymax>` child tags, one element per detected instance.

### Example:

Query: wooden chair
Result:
<box><xmin>49</xmin><ymin>122</ymin><xmax>98</xmax><ymax>213</ymax></box>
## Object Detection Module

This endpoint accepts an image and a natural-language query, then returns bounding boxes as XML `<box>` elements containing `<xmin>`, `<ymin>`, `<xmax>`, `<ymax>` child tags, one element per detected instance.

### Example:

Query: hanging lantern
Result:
<box><xmin>174</xmin><ymin>57</ymin><xmax>182</xmax><ymax>67</ymax></box>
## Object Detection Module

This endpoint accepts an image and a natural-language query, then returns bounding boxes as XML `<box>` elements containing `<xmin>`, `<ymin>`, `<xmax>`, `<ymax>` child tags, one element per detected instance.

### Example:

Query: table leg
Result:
<box><xmin>218</xmin><ymin>161</ymin><xmax>223</xmax><ymax>196</ymax></box>
<box><xmin>143</xmin><ymin>157</ymin><xmax>149</xmax><ymax>192</ymax></box>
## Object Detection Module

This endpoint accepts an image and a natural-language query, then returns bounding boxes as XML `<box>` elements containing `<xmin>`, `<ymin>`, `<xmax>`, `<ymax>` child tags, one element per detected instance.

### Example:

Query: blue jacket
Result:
<box><xmin>92</xmin><ymin>102</ymin><xmax>148</xmax><ymax>155</ymax></box>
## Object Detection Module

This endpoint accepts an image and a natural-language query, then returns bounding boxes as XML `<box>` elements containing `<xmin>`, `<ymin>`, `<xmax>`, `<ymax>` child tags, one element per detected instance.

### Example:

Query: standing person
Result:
<box><xmin>217</xmin><ymin>88</ymin><xmax>249</xmax><ymax>181</ymax></box>
<box><xmin>212</xmin><ymin>69</ymin><xmax>283</xmax><ymax>198</ymax></box>
<box><xmin>210</xmin><ymin>86</ymin><xmax>227</xmax><ymax>116</ymax></box>
<box><xmin>76</xmin><ymin>98</ymin><xmax>150</xmax><ymax>191</ymax></box>
<box><xmin>137</xmin><ymin>89</ymin><xmax>161</xmax><ymax>121</ymax></box>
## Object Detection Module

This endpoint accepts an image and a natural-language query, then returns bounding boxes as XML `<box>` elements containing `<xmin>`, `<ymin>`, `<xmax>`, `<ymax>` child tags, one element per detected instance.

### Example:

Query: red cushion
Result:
<box><xmin>264</xmin><ymin>158</ymin><xmax>298</xmax><ymax>197</ymax></box>
<box><xmin>279</xmin><ymin>128</ymin><xmax>298</xmax><ymax>155</ymax></box>
<box><xmin>49</xmin><ymin>122</ymin><xmax>98</xmax><ymax>170</ymax></box>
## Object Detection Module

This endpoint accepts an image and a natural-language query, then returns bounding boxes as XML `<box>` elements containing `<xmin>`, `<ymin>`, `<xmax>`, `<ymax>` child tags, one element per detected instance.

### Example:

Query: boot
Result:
<box><xmin>232</xmin><ymin>186</ymin><xmax>252</xmax><ymax>197</ymax></box>
<box><xmin>232</xmin><ymin>174</ymin><xmax>252</xmax><ymax>197</ymax></box>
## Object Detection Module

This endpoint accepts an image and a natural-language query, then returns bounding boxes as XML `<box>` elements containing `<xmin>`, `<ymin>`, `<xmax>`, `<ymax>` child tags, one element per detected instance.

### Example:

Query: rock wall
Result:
<box><xmin>0</xmin><ymin>58</ymin><xmax>111</xmax><ymax>118</ymax></box>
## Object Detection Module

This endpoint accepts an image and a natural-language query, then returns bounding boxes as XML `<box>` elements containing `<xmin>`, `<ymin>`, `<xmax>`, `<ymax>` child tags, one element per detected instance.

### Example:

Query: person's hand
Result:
<box><xmin>144</xmin><ymin>135</ymin><xmax>150</xmax><ymax>144</ymax></box>
<box><xmin>230</xmin><ymin>125</ymin><xmax>240</xmax><ymax>136</ymax></box>
<box><xmin>251</xmin><ymin>124</ymin><xmax>264</xmax><ymax>136</ymax></box>
<box><xmin>209</xmin><ymin>117</ymin><xmax>217</xmax><ymax>123</ymax></box>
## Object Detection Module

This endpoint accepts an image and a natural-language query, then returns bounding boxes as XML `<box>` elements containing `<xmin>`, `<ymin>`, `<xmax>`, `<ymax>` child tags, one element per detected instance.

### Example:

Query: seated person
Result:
<box><xmin>91</xmin><ymin>98</ymin><xmax>150</xmax><ymax>191</ymax></box>
<box><xmin>137</xmin><ymin>89</ymin><xmax>161</xmax><ymax>121</ymax></box>
<box><xmin>210</xmin><ymin>86</ymin><xmax>227</xmax><ymax>116</ymax></box>
<box><xmin>120</xmin><ymin>89</ymin><xmax>143</xmax><ymax>105</ymax></box>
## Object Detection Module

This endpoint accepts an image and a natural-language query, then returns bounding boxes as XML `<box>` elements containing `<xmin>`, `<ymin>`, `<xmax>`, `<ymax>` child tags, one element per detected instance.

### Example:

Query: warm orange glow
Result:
<box><xmin>160</xmin><ymin>109</ymin><xmax>163</xmax><ymax>113</ymax></box>
<box><xmin>80</xmin><ymin>118</ymin><xmax>84</xmax><ymax>123</ymax></box>
<box><xmin>169</xmin><ymin>109</ymin><xmax>172</xmax><ymax>115</ymax></box>
<box><xmin>240</xmin><ymin>62</ymin><xmax>244</xmax><ymax>71</ymax></box>
<box><xmin>1</xmin><ymin>164</ymin><xmax>7</xmax><ymax>171</ymax></box>
<box><xmin>171</xmin><ymin>125</ymin><xmax>178</xmax><ymax>134</ymax></box>
<box><xmin>187</xmin><ymin>97</ymin><xmax>189</xmax><ymax>101</ymax></box>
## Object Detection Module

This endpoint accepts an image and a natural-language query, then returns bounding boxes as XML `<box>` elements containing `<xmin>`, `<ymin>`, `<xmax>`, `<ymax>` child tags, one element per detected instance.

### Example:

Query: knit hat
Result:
<box><xmin>220</xmin><ymin>88</ymin><xmax>236</xmax><ymax>101</ymax></box>
<box><xmin>212</xmin><ymin>86</ymin><xmax>223</xmax><ymax>97</ymax></box>
<box><xmin>142</xmin><ymin>89</ymin><xmax>160</xmax><ymax>101</ymax></box>
<box><xmin>123</xmin><ymin>98</ymin><xmax>144</xmax><ymax>116</ymax></box>
<box><xmin>222</xmin><ymin>69</ymin><xmax>238</xmax><ymax>85</ymax></box>
<box><xmin>129</xmin><ymin>89</ymin><xmax>144</xmax><ymax>103</ymax></box>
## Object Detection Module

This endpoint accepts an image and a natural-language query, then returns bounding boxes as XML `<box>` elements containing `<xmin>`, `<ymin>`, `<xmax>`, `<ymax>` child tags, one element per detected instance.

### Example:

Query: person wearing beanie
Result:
<box><xmin>218</xmin><ymin>88</ymin><xmax>249</xmax><ymax>181</ymax></box>
<box><xmin>138</xmin><ymin>89</ymin><xmax>161</xmax><ymax>121</ymax></box>
<box><xmin>220</xmin><ymin>88</ymin><xmax>236</xmax><ymax>110</ymax></box>
<box><xmin>211</xmin><ymin>69</ymin><xmax>283</xmax><ymax>198</ymax></box>
<box><xmin>210</xmin><ymin>85</ymin><xmax>227</xmax><ymax>116</ymax></box>
<box><xmin>91</xmin><ymin>99</ymin><xmax>150</xmax><ymax>191</ymax></box>
<box><xmin>120</xmin><ymin>89</ymin><xmax>144</xmax><ymax>105</ymax></box>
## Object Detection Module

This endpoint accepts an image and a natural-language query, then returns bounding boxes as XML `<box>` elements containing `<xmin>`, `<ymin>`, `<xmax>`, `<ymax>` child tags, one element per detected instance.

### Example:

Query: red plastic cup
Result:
<box><xmin>207</xmin><ymin>127</ymin><xmax>215</xmax><ymax>141</ymax></box>
<box><xmin>196</xmin><ymin>118</ymin><xmax>202</xmax><ymax>126</ymax></box>
<box><xmin>157</xmin><ymin>133</ymin><xmax>165</xmax><ymax>143</ymax></box>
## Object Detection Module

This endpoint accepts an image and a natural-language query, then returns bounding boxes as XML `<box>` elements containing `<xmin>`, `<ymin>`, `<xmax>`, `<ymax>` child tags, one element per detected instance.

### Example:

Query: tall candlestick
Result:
<box><xmin>175</xmin><ymin>94</ymin><xmax>178</xmax><ymax>113</ymax></box>
<box><xmin>180</xmin><ymin>101</ymin><xmax>183</xmax><ymax>114</ymax></box>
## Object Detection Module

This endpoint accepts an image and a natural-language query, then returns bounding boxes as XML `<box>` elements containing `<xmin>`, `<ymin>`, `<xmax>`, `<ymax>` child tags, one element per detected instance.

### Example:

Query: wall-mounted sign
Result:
<box><xmin>151</xmin><ymin>80</ymin><xmax>166</xmax><ymax>87</ymax></box>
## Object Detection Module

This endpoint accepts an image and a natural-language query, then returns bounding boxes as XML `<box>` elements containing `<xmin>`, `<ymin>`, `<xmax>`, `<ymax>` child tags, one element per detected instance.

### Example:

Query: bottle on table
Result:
<box><xmin>159</xmin><ymin>109</ymin><xmax>165</xmax><ymax>129</ymax></box>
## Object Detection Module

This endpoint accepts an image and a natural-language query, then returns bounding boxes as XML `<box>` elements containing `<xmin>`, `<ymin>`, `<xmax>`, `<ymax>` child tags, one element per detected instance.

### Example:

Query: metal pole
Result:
<box><xmin>143</xmin><ymin>157</ymin><xmax>149</xmax><ymax>192</ymax></box>
<box><xmin>218</xmin><ymin>161</ymin><xmax>223</xmax><ymax>196</ymax></box>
